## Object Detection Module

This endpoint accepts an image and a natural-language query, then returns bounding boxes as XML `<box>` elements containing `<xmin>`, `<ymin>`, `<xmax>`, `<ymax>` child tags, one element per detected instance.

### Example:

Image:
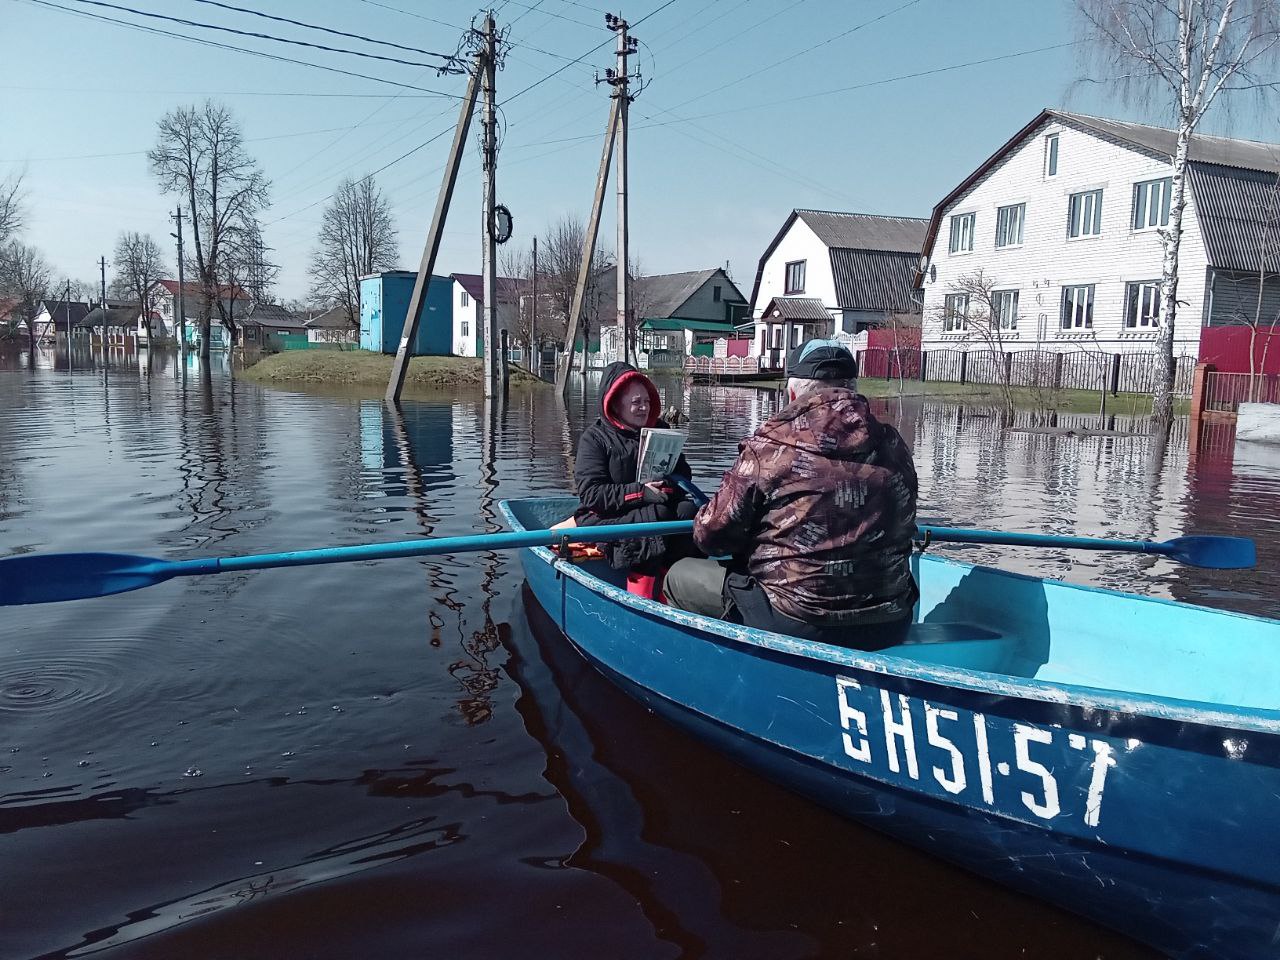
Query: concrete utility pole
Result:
<box><xmin>386</xmin><ymin>26</ymin><xmax>486</xmax><ymax>405</ymax></box>
<box><xmin>481</xmin><ymin>13</ymin><xmax>503</xmax><ymax>399</ymax></box>
<box><xmin>606</xmin><ymin>12</ymin><xmax>638</xmax><ymax>365</ymax></box>
<box><xmin>63</xmin><ymin>280</ymin><xmax>72</xmax><ymax>371</ymax></box>
<box><xmin>171</xmin><ymin>206</ymin><xmax>187</xmax><ymax>357</ymax></box>
<box><xmin>530</xmin><ymin>235</ymin><xmax>538</xmax><ymax>373</ymax></box>
<box><xmin>556</xmin><ymin>96</ymin><xmax>620</xmax><ymax>395</ymax></box>
<box><xmin>99</xmin><ymin>255</ymin><xmax>108</xmax><ymax>349</ymax></box>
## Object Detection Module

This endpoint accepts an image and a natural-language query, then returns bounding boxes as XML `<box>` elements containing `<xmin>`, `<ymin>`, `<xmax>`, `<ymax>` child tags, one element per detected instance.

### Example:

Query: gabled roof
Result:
<box><xmin>79</xmin><ymin>305</ymin><xmax>140</xmax><ymax>327</ymax></box>
<box><xmin>918</xmin><ymin>108</ymin><xmax>1280</xmax><ymax>280</ymax></box>
<box><xmin>758</xmin><ymin>297</ymin><xmax>831</xmax><ymax>321</ymax></box>
<box><xmin>304</xmin><ymin>306</ymin><xmax>356</xmax><ymax>329</ymax></box>
<box><xmin>450</xmin><ymin>273</ymin><xmax>523</xmax><ymax>305</ymax></box>
<box><xmin>240</xmin><ymin>303</ymin><xmax>307</xmax><ymax>329</ymax></box>
<box><xmin>40</xmin><ymin>300</ymin><xmax>92</xmax><ymax>326</ymax></box>
<box><xmin>830</xmin><ymin>248</ymin><xmax>920</xmax><ymax>313</ymax></box>
<box><xmin>154</xmin><ymin>279</ymin><xmax>250</xmax><ymax>300</ymax></box>
<box><xmin>749</xmin><ymin>210</ymin><xmax>928</xmax><ymax>313</ymax></box>
<box><xmin>640</xmin><ymin>317</ymin><xmax>737</xmax><ymax>333</ymax></box>
<box><xmin>595</xmin><ymin>266</ymin><xmax>746</xmax><ymax>320</ymax></box>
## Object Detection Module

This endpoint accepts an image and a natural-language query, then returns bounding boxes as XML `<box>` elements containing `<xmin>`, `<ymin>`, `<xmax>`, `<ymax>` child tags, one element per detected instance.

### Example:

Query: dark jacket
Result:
<box><xmin>694</xmin><ymin>386</ymin><xmax>918</xmax><ymax>626</ymax></box>
<box><xmin>574</xmin><ymin>362</ymin><xmax>692</xmax><ymax>569</ymax></box>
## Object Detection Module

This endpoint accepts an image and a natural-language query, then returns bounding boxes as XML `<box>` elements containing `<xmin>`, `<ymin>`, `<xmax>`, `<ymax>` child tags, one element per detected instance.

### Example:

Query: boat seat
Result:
<box><xmin>897</xmin><ymin>622</ymin><xmax>1003</xmax><ymax>645</ymax></box>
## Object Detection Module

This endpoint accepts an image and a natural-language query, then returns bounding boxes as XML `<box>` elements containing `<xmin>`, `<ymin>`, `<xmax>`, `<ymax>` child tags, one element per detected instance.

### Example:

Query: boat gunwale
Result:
<box><xmin>500</xmin><ymin>497</ymin><xmax>1280</xmax><ymax>736</ymax></box>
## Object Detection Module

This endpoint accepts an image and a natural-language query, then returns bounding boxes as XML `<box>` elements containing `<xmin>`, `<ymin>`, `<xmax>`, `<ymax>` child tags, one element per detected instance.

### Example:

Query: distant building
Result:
<box><xmin>918</xmin><ymin>109</ymin><xmax>1280</xmax><ymax>358</ymax></box>
<box><xmin>149</xmin><ymin>280</ymin><xmax>251</xmax><ymax>351</ymax></box>
<box><xmin>592</xmin><ymin>266</ymin><xmax>748</xmax><ymax>367</ymax></box>
<box><xmin>30</xmin><ymin>299</ymin><xmax>92</xmax><ymax>342</ymax></box>
<box><xmin>238</xmin><ymin>303</ymin><xmax>309</xmax><ymax>351</ymax></box>
<box><xmin>449</xmin><ymin>273</ymin><xmax>523</xmax><ymax>360</ymax></box>
<box><xmin>304</xmin><ymin>306</ymin><xmax>358</xmax><ymax>345</ymax></box>
<box><xmin>749</xmin><ymin>209</ymin><xmax>927</xmax><ymax>373</ymax></box>
<box><xmin>359</xmin><ymin>271</ymin><xmax>452</xmax><ymax>355</ymax></box>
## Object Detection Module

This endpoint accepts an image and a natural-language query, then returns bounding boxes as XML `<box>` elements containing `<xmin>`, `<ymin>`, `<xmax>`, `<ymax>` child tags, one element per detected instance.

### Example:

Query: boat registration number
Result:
<box><xmin>835</xmin><ymin>676</ymin><xmax>1117</xmax><ymax>826</ymax></box>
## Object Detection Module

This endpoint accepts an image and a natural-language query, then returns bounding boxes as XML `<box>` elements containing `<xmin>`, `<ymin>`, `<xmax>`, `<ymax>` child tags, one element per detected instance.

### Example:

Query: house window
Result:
<box><xmin>461</xmin><ymin>321</ymin><xmax>469</xmax><ymax>336</ymax></box>
<box><xmin>993</xmin><ymin>289</ymin><xmax>1019</xmax><ymax>330</ymax></box>
<box><xmin>1126</xmin><ymin>281</ymin><xmax>1161</xmax><ymax>328</ymax></box>
<box><xmin>943</xmin><ymin>293</ymin><xmax>969</xmax><ymax>332</ymax></box>
<box><xmin>1132</xmin><ymin>177</ymin><xmax>1172</xmax><ymax>230</ymax></box>
<box><xmin>949</xmin><ymin>213</ymin><xmax>975</xmax><ymax>254</ymax></box>
<box><xmin>1067</xmin><ymin>189</ymin><xmax>1103</xmax><ymax>238</ymax></box>
<box><xmin>1061</xmin><ymin>284</ymin><xmax>1095</xmax><ymax>329</ymax></box>
<box><xmin>461</xmin><ymin>291</ymin><xmax>470</xmax><ymax>307</ymax></box>
<box><xmin>784</xmin><ymin>261</ymin><xmax>805</xmax><ymax>294</ymax></box>
<box><xmin>771</xmin><ymin>325</ymin><xmax>783</xmax><ymax>348</ymax></box>
<box><xmin>713</xmin><ymin>285</ymin><xmax>722</xmax><ymax>302</ymax></box>
<box><xmin>1045</xmin><ymin>133</ymin><xmax>1059</xmax><ymax>177</ymax></box>
<box><xmin>995</xmin><ymin>203</ymin><xmax>1025</xmax><ymax>248</ymax></box>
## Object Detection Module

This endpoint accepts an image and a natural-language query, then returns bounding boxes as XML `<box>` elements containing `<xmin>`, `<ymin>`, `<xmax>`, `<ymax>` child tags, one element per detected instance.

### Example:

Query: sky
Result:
<box><xmin>3</xmin><ymin>0</ymin><xmax>1278</xmax><ymax>304</ymax></box>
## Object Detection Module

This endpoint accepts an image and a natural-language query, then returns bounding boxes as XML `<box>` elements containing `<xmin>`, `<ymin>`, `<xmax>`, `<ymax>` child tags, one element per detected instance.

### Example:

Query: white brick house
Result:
<box><xmin>919</xmin><ymin>109</ymin><xmax>1280</xmax><ymax>357</ymax></box>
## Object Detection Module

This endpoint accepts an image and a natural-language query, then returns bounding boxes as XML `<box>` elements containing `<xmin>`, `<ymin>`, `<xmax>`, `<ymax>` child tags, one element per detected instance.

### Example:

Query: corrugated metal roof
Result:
<box><xmin>450</xmin><ymin>273</ymin><xmax>523</xmax><ymax>305</ymax></box>
<box><xmin>759</xmin><ymin>297</ymin><xmax>830</xmax><ymax>320</ymax></box>
<box><xmin>794</xmin><ymin>209</ymin><xmax>928</xmax><ymax>253</ymax></box>
<box><xmin>830</xmin><ymin>248</ymin><xmax>919</xmax><ymax>313</ymax></box>
<box><xmin>78</xmin><ymin>305</ymin><xmax>139</xmax><ymax>328</ymax></box>
<box><xmin>305</xmin><ymin>306</ymin><xmax>355</xmax><ymax>329</ymax></box>
<box><xmin>1188</xmin><ymin>164</ymin><xmax>1280</xmax><ymax>273</ymax></box>
<box><xmin>641</xmin><ymin>317</ymin><xmax>736</xmax><ymax>332</ymax></box>
<box><xmin>1055</xmin><ymin>111</ymin><xmax>1280</xmax><ymax>174</ymax></box>
<box><xmin>41</xmin><ymin>300</ymin><xmax>93</xmax><ymax>326</ymax></box>
<box><xmin>595</xmin><ymin>267</ymin><xmax>745</xmax><ymax>319</ymax></box>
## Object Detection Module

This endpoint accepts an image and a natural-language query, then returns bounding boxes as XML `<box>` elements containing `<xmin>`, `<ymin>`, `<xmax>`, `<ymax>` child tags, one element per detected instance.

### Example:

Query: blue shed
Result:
<box><xmin>359</xmin><ymin>270</ymin><xmax>452</xmax><ymax>355</ymax></box>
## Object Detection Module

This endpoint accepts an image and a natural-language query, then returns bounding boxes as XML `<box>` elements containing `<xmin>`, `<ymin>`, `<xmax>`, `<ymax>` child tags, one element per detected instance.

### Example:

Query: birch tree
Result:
<box><xmin>308</xmin><ymin>175</ymin><xmax>397</xmax><ymax>323</ymax></box>
<box><xmin>0</xmin><ymin>174</ymin><xmax>24</xmax><ymax>247</ymax></box>
<box><xmin>1076</xmin><ymin>0</ymin><xmax>1280</xmax><ymax>425</ymax></box>
<box><xmin>148</xmin><ymin>101</ymin><xmax>270</xmax><ymax>357</ymax></box>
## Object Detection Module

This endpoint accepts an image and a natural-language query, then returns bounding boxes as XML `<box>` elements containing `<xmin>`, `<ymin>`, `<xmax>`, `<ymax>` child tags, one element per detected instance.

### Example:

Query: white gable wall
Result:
<box><xmin>920</xmin><ymin>117</ymin><xmax>1210</xmax><ymax>355</ymax></box>
<box><xmin>452</xmin><ymin>281</ymin><xmax>480</xmax><ymax>357</ymax></box>
<box><xmin>753</xmin><ymin>219</ymin><xmax>840</xmax><ymax>358</ymax></box>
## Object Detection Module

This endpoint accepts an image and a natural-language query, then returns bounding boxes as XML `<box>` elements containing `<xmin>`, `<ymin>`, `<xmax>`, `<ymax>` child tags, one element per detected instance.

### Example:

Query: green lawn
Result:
<box><xmin>239</xmin><ymin>350</ymin><xmax>544</xmax><ymax>392</ymax></box>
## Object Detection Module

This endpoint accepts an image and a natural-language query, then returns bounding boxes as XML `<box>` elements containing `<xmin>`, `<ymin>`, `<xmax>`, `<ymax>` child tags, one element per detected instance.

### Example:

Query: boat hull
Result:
<box><xmin>504</xmin><ymin>498</ymin><xmax>1280</xmax><ymax>959</ymax></box>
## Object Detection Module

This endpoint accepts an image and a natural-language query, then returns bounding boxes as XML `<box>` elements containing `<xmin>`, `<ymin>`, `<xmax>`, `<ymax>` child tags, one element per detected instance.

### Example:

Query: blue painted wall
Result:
<box><xmin>359</xmin><ymin>271</ymin><xmax>452</xmax><ymax>355</ymax></box>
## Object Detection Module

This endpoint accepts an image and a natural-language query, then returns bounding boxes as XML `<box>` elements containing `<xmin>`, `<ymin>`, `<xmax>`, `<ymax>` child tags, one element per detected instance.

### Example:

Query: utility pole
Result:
<box><xmin>556</xmin><ymin>96</ymin><xmax>620</xmax><ymax>395</ymax></box>
<box><xmin>605</xmin><ymin>12</ymin><xmax>638</xmax><ymax>365</ymax></box>
<box><xmin>481</xmin><ymin>13</ymin><xmax>503</xmax><ymax>398</ymax></box>
<box><xmin>99</xmin><ymin>255</ymin><xmax>108</xmax><ymax>350</ymax></box>
<box><xmin>171</xmin><ymin>206</ymin><xmax>187</xmax><ymax>357</ymax></box>
<box><xmin>530</xmin><ymin>235</ymin><xmax>538</xmax><ymax>374</ymax></box>
<box><xmin>386</xmin><ymin>26</ymin><xmax>486</xmax><ymax>405</ymax></box>
<box><xmin>63</xmin><ymin>280</ymin><xmax>72</xmax><ymax>371</ymax></box>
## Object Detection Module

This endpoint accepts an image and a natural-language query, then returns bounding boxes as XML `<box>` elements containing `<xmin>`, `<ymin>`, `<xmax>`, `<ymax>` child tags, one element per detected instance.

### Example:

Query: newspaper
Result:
<box><xmin>636</xmin><ymin>427</ymin><xmax>686</xmax><ymax>483</ymax></box>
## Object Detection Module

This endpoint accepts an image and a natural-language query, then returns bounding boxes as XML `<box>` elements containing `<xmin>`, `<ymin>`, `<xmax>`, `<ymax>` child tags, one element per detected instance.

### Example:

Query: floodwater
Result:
<box><xmin>1</xmin><ymin>347</ymin><xmax>1275</xmax><ymax>960</ymax></box>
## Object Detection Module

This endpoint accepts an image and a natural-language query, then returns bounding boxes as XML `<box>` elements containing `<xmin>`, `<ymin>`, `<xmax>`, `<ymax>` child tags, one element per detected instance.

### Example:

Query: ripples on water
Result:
<box><xmin>3</xmin><ymin>348</ymin><xmax>1274</xmax><ymax>958</ymax></box>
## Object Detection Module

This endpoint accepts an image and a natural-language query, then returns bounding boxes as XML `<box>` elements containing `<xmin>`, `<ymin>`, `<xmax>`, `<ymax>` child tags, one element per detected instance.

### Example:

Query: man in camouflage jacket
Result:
<box><xmin>664</xmin><ymin>340</ymin><xmax>918</xmax><ymax>649</ymax></box>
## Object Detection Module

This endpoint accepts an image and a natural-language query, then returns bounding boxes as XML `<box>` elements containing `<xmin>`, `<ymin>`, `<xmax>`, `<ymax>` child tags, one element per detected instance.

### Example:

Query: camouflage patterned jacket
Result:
<box><xmin>694</xmin><ymin>387</ymin><xmax>919</xmax><ymax>626</ymax></box>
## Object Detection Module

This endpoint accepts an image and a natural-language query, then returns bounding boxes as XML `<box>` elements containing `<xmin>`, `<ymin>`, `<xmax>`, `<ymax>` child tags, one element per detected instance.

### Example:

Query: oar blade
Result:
<box><xmin>0</xmin><ymin>552</ymin><xmax>173</xmax><ymax>605</ymax></box>
<box><xmin>1165</xmin><ymin>536</ymin><xmax>1257</xmax><ymax>570</ymax></box>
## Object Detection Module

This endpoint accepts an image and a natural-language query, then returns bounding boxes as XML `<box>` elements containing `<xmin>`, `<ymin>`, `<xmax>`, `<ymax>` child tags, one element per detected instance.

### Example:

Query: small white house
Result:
<box><xmin>748</xmin><ymin>209</ymin><xmax>927</xmax><ymax>371</ymax></box>
<box><xmin>919</xmin><ymin>109</ymin><xmax>1280</xmax><ymax>357</ymax></box>
<box><xmin>449</xmin><ymin>273</ymin><xmax>523</xmax><ymax>359</ymax></box>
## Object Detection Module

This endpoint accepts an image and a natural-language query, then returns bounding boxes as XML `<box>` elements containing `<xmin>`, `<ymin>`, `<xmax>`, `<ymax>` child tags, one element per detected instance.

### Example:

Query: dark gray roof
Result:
<box><xmin>830</xmin><ymin>248</ymin><xmax>920</xmax><ymax>313</ymax></box>
<box><xmin>41</xmin><ymin>300</ymin><xmax>92</xmax><ymax>326</ymax></box>
<box><xmin>1055</xmin><ymin>111</ymin><xmax>1280</xmax><ymax>174</ymax></box>
<box><xmin>1188</xmin><ymin>164</ymin><xmax>1280</xmax><ymax>273</ymax></box>
<box><xmin>596</xmin><ymin>267</ymin><xmax>746</xmax><ymax>320</ymax></box>
<box><xmin>304</xmin><ymin>306</ymin><xmax>356</xmax><ymax>329</ymax></box>
<box><xmin>794</xmin><ymin>210</ymin><xmax>929</xmax><ymax>253</ymax></box>
<box><xmin>759</xmin><ymin>297</ymin><xmax>830</xmax><ymax>321</ymax></box>
<box><xmin>241</xmin><ymin>303</ymin><xmax>307</xmax><ymax>329</ymax></box>
<box><xmin>79</xmin><ymin>305</ymin><xmax>139</xmax><ymax>328</ymax></box>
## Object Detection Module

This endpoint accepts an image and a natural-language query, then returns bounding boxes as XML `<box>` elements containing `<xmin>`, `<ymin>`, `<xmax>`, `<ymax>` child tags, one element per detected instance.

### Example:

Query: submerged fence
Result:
<box><xmin>856</xmin><ymin>348</ymin><xmax>1195</xmax><ymax>397</ymax></box>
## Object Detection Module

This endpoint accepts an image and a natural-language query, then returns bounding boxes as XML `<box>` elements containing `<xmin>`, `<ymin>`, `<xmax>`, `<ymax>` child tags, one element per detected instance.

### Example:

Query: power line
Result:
<box><xmin>21</xmin><ymin>0</ymin><xmax>466</xmax><ymax>96</ymax></box>
<box><xmin>185</xmin><ymin>0</ymin><xmax>462</xmax><ymax>64</ymax></box>
<box><xmin>0</xmin><ymin>83</ymin><xmax>442</xmax><ymax>98</ymax></box>
<box><xmin>58</xmin><ymin>0</ymin><xmax>458</xmax><ymax>70</ymax></box>
<box><xmin>352</xmin><ymin>0</ymin><xmax>460</xmax><ymax>31</ymax></box>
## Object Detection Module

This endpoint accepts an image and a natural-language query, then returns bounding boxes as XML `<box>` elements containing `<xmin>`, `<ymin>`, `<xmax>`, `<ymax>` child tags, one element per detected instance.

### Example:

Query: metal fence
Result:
<box><xmin>1203</xmin><ymin>371</ymin><xmax>1280</xmax><ymax>412</ymax></box>
<box><xmin>856</xmin><ymin>348</ymin><xmax>1195</xmax><ymax>397</ymax></box>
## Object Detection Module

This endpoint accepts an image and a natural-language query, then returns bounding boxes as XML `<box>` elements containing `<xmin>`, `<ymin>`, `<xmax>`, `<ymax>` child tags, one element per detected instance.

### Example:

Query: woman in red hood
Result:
<box><xmin>573</xmin><ymin>362</ymin><xmax>696</xmax><ymax>572</ymax></box>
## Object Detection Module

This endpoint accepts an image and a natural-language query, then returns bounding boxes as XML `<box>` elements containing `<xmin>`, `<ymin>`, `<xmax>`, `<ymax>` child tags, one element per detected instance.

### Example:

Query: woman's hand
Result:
<box><xmin>641</xmin><ymin>482</ymin><xmax>673</xmax><ymax>505</ymax></box>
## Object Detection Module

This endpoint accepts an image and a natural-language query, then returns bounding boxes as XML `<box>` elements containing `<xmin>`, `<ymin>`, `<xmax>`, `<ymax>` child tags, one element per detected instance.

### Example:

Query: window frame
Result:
<box><xmin>1067</xmin><ymin>189</ymin><xmax>1104</xmax><ymax>239</ymax></box>
<box><xmin>995</xmin><ymin>203</ymin><xmax>1026</xmax><ymax>249</ymax></box>
<box><xmin>784</xmin><ymin>260</ymin><xmax>806</xmax><ymax>295</ymax></box>
<box><xmin>1060</xmin><ymin>284</ymin><xmax>1095</xmax><ymax>330</ymax></box>
<box><xmin>948</xmin><ymin>212</ymin><xmax>976</xmax><ymax>255</ymax></box>
<box><xmin>460</xmin><ymin>290</ymin><xmax>470</xmax><ymax>307</ymax></box>
<box><xmin>1132</xmin><ymin>177</ymin><xmax>1172</xmax><ymax>232</ymax></box>
<box><xmin>992</xmin><ymin>289</ymin><xmax>1020</xmax><ymax>330</ymax></box>
<box><xmin>1045</xmin><ymin>133</ymin><xmax>1059</xmax><ymax>178</ymax></box>
<box><xmin>713</xmin><ymin>285</ymin><xmax>722</xmax><ymax>302</ymax></box>
<box><xmin>461</xmin><ymin>320</ymin><xmax>469</xmax><ymax>336</ymax></box>
<box><xmin>943</xmin><ymin>293</ymin><xmax>970</xmax><ymax>332</ymax></box>
<box><xmin>1125</xmin><ymin>280</ymin><xmax>1162</xmax><ymax>328</ymax></box>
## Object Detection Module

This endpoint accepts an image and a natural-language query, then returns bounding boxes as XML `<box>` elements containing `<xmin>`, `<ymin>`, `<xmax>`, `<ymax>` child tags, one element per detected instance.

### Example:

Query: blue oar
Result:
<box><xmin>0</xmin><ymin>521</ymin><xmax>692</xmax><ymax>607</ymax></box>
<box><xmin>668</xmin><ymin>474</ymin><xmax>1254</xmax><ymax>570</ymax></box>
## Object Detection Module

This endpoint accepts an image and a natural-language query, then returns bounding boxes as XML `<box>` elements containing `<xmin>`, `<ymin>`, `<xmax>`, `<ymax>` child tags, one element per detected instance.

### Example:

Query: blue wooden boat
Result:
<box><xmin>501</xmin><ymin>496</ymin><xmax>1280</xmax><ymax>960</ymax></box>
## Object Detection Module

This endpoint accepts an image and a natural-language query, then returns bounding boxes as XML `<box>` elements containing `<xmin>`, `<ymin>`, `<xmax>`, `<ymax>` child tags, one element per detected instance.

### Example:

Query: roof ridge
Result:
<box><xmin>796</xmin><ymin>207</ymin><xmax>929</xmax><ymax>222</ymax></box>
<box><xmin>1052</xmin><ymin>108</ymin><xmax>1280</xmax><ymax>150</ymax></box>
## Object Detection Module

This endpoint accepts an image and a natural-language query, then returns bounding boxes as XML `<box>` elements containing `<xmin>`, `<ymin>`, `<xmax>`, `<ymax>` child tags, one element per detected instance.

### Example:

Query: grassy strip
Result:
<box><xmin>239</xmin><ymin>350</ymin><xmax>544</xmax><ymax>390</ymax></box>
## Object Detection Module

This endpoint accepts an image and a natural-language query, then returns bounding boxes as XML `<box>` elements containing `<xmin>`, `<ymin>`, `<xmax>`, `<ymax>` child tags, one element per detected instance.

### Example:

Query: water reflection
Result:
<box><xmin>0</xmin><ymin>351</ymin><xmax>1273</xmax><ymax>960</ymax></box>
